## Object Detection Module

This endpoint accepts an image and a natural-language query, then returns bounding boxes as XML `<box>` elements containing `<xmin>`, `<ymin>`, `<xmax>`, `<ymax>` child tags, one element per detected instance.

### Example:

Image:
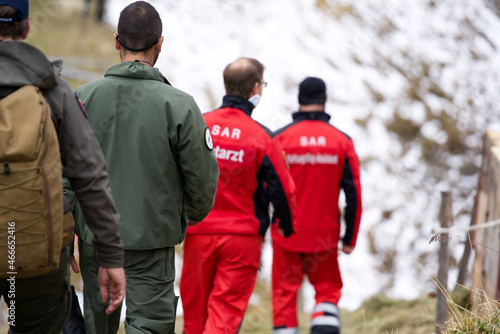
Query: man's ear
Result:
<box><xmin>249</xmin><ymin>81</ymin><xmax>259</xmax><ymax>97</ymax></box>
<box><xmin>155</xmin><ymin>36</ymin><xmax>164</xmax><ymax>53</ymax></box>
<box><xmin>21</xmin><ymin>19</ymin><xmax>31</xmax><ymax>40</ymax></box>
<box><xmin>114</xmin><ymin>33</ymin><xmax>121</xmax><ymax>51</ymax></box>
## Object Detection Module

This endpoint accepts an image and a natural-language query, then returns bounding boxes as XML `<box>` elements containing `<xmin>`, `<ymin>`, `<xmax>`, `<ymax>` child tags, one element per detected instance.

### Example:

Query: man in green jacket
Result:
<box><xmin>74</xmin><ymin>1</ymin><xmax>219</xmax><ymax>333</ymax></box>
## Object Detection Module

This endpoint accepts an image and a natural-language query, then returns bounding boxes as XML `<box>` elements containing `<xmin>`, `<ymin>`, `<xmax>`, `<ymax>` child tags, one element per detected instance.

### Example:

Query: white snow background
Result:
<box><xmin>94</xmin><ymin>0</ymin><xmax>500</xmax><ymax>316</ymax></box>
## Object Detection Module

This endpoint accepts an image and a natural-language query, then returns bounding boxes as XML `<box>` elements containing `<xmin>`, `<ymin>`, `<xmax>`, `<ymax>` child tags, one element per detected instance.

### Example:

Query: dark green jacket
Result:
<box><xmin>76</xmin><ymin>61</ymin><xmax>219</xmax><ymax>249</ymax></box>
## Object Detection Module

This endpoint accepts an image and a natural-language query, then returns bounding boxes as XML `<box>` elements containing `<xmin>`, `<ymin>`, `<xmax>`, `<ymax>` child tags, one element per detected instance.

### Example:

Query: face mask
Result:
<box><xmin>248</xmin><ymin>94</ymin><xmax>261</xmax><ymax>107</ymax></box>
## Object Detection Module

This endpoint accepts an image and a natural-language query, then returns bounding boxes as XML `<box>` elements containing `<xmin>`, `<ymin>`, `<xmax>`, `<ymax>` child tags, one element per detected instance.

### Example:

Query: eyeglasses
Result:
<box><xmin>262</xmin><ymin>81</ymin><xmax>268</xmax><ymax>88</ymax></box>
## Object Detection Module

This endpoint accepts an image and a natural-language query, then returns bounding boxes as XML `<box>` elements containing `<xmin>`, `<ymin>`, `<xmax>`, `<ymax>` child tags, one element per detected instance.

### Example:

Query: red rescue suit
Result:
<box><xmin>181</xmin><ymin>95</ymin><xmax>296</xmax><ymax>334</ymax></box>
<box><xmin>271</xmin><ymin>111</ymin><xmax>362</xmax><ymax>334</ymax></box>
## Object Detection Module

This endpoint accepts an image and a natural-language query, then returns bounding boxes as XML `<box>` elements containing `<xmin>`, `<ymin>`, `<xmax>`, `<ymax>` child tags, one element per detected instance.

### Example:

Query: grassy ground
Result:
<box><xmin>2</xmin><ymin>1</ymin><xmax>448</xmax><ymax>333</ymax></box>
<box><xmin>342</xmin><ymin>294</ymin><xmax>437</xmax><ymax>334</ymax></box>
<box><xmin>174</xmin><ymin>292</ymin><xmax>438</xmax><ymax>334</ymax></box>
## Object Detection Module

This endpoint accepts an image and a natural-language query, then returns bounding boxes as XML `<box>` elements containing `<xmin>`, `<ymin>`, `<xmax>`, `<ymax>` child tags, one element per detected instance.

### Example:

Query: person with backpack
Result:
<box><xmin>0</xmin><ymin>1</ymin><xmax>126</xmax><ymax>333</ymax></box>
<box><xmin>73</xmin><ymin>2</ymin><xmax>219</xmax><ymax>333</ymax></box>
<box><xmin>271</xmin><ymin>77</ymin><xmax>362</xmax><ymax>334</ymax></box>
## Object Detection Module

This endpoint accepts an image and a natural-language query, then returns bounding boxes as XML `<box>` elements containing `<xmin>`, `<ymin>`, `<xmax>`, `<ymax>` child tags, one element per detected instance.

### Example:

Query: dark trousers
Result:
<box><xmin>0</xmin><ymin>248</ymin><xmax>71</xmax><ymax>334</ymax></box>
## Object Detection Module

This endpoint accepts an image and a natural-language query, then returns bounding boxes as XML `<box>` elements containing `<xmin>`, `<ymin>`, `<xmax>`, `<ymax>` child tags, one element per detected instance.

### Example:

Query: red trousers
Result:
<box><xmin>180</xmin><ymin>233</ymin><xmax>262</xmax><ymax>334</ymax></box>
<box><xmin>272</xmin><ymin>242</ymin><xmax>342</xmax><ymax>329</ymax></box>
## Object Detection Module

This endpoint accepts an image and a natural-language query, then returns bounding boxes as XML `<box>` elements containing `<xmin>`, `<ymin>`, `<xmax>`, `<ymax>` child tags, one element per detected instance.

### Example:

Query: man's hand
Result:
<box><xmin>97</xmin><ymin>267</ymin><xmax>126</xmax><ymax>315</ymax></box>
<box><xmin>69</xmin><ymin>255</ymin><xmax>80</xmax><ymax>273</ymax></box>
<box><xmin>341</xmin><ymin>244</ymin><xmax>354</xmax><ymax>254</ymax></box>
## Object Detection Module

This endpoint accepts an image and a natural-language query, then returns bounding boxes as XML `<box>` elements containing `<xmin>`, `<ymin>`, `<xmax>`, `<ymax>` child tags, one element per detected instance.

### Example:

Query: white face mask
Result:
<box><xmin>248</xmin><ymin>94</ymin><xmax>261</xmax><ymax>107</ymax></box>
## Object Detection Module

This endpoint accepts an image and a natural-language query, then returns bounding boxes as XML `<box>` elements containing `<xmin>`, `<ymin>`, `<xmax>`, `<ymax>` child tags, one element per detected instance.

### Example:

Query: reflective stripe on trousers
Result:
<box><xmin>311</xmin><ymin>302</ymin><xmax>340</xmax><ymax>333</ymax></box>
<box><xmin>272</xmin><ymin>326</ymin><xmax>299</xmax><ymax>334</ymax></box>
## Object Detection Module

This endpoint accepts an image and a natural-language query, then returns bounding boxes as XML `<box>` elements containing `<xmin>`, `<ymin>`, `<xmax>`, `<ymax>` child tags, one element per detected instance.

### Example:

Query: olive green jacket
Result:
<box><xmin>75</xmin><ymin>61</ymin><xmax>218</xmax><ymax>249</ymax></box>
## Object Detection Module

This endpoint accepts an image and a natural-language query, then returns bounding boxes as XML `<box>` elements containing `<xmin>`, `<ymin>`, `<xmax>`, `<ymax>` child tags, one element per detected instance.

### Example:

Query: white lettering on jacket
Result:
<box><xmin>212</xmin><ymin>125</ymin><xmax>241</xmax><ymax>139</ymax></box>
<box><xmin>300</xmin><ymin>136</ymin><xmax>326</xmax><ymax>147</ymax></box>
<box><xmin>287</xmin><ymin>153</ymin><xmax>338</xmax><ymax>165</ymax></box>
<box><xmin>214</xmin><ymin>146</ymin><xmax>245</xmax><ymax>162</ymax></box>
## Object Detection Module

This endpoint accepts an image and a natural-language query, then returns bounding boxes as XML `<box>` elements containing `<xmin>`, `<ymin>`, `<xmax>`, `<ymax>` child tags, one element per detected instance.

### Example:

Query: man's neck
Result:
<box><xmin>299</xmin><ymin>103</ymin><xmax>325</xmax><ymax>112</ymax></box>
<box><xmin>120</xmin><ymin>52</ymin><xmax>154</xmax><ymax>66</ymax></box>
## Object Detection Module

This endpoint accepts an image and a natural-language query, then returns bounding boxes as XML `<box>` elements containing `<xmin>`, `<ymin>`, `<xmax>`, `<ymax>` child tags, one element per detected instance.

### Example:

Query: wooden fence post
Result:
<box><xmin>456</xmin><ymin>195</ymin><xmax>476</xmax><ymax>288</ymax></box>
<box><xmin>436</xmin><ymin>191</ymin><xmax>453</xmax><ymax>333</ymax></box>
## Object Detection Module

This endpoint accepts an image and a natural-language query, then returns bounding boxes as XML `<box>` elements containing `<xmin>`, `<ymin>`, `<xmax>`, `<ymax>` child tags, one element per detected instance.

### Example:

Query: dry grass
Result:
<box><xmin>409</xmin><ymin>241</ymin><xmax>500</xmax><ymax>334</ymax></box>
<box><xmin>442</xmin><ymin>288</ymin><xmax>500</xmax><ymax>334</ymax></box>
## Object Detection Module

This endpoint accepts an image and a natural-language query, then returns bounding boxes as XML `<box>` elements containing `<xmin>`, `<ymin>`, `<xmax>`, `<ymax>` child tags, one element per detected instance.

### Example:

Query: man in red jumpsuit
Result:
<box><xmin>180</xmin><ymin>57</ymin><xmax>296</xmax><ymax>334</ymax></box>
<box><xmin>271</xmin><ymin>77</ymin><xmax>362</xmax><ymax>334</ymax></box>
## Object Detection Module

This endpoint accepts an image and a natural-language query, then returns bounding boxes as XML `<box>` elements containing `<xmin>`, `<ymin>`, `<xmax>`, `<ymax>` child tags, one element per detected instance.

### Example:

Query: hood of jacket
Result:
<box><xmin>0</xmin><ymin>41</ymin><xmax>58</xmax><ymax>91</ymax></box>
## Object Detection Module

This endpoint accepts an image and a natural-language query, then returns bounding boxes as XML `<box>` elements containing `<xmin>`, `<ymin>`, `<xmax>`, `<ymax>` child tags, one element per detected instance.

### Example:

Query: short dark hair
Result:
<box><xmin>223</xmin><ymin>58</ymin><xmax>264</xmax><ymax>98</ymax></box>
<box><xmin>0</xmin><ymin>5</ymin><xmax>29</xmax><ymax>39</ymax></box>
<box><xmin>117</xmin><ymin>1</ymin><xmax>162</xmax><ymax>53</ymax></box>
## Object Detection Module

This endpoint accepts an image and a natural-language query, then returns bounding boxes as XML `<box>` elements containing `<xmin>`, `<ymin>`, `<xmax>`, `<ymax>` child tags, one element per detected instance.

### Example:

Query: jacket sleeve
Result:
<box><xmin>340</xmin><ymin>138</ymin><xmax>362</xmax><ymax>248</ymax></box>
<box><xmin>173</xmin><ymin>99</ymin><xmax>219</xmax><ymax>222</ymax></box>
<box><xmin>259</xmin><ymin>137</ymin><xmax>296</xmax><ymax>237</ymax></box>
<box><xmin>48</xmin><ymin>76</ymin><xmax>124</xmax><ymax>268</ymax></box>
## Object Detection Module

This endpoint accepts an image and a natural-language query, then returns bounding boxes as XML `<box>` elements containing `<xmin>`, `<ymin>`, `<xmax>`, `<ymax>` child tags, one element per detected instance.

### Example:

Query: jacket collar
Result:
<box><xmin>104</xmin><ymin>61</ymin><xmax>171</xmax><ymax>85</ymax></box>
<box><xmin>220</xmin><ymin>95</ymin><xmax>254</xmax><ymax>116</ymax></box>
<box><xmin>292</xmin><ymin>111</ymin><xmax>331</xmax><ymax>123</ymax></box>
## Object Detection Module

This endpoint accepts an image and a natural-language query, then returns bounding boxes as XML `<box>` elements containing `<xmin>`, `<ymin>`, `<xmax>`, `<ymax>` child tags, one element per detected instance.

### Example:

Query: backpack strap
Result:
<box><xmin>0</xmin><ymin>87</ymin><xmax>19</xmax><ymax>99</ymax></box>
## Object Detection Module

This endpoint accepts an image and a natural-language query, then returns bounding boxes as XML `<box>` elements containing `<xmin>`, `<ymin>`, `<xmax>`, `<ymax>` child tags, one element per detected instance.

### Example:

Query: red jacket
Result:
<box><xmin>187</xmin><ymin>95</ymin><xmax>296</xmax><ymax>237</ymax></box>
<box><xmin>271</xmin><ymin>111</ymin><xmax>362</xmax><ymax>252</ymax></box>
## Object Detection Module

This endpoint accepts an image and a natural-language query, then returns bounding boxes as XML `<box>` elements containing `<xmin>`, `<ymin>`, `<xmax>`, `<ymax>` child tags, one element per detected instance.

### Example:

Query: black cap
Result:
<box><xmin>298</xmin><ymin>77</ymin><xmax>326</xmax><ymax>105</ymax></box>
<box><xmin>0</xmin><ymin>0</ymin><xmax>29</xmax><ymax>23</ymax></box>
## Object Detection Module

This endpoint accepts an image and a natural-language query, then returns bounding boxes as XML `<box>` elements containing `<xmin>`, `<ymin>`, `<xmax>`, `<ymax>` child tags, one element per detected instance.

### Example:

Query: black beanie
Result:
<box><xmin>298</xmin><ymin>77</ymin><xmax>326</xmax><ymax>105</ymax></box>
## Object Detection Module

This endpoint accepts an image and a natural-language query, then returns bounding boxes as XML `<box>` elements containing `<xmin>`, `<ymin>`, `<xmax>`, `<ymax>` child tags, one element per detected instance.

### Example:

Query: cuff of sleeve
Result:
<box><xmin>277</xmin><ymin>219</ymin><xmax>295</xmax><ymax>238</ymax></box>
<box><xmin>93</xmin><ymin>242</ymin><xmax>125</xmax><ymax>268</ymax></box>
<box><xmin>186</xmin><ymin>207</ymin><xmax>210</xmax><ymax>223</ymax></box>
<box><xmin>342</xmin><ymin>236</ymin><xmax>352</xmax><ymax>247</ymax></box>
